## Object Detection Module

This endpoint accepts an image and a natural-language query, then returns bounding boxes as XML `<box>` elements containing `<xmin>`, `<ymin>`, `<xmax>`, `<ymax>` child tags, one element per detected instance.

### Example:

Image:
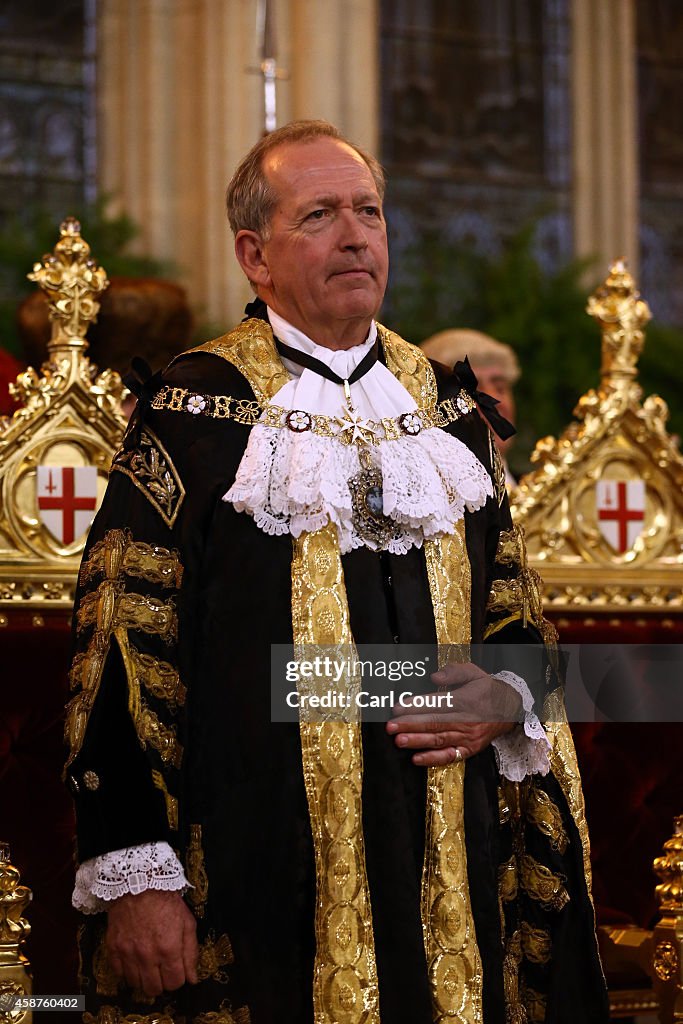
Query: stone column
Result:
<box><xmin>571</xmin><ymin>0</ymin><xmax>639</xmax><ymax>273</ymax></box>
<box><xmin>96</xmin><ymin>0</ymin><xmax>380</xmax><ymax>332</ymax></box>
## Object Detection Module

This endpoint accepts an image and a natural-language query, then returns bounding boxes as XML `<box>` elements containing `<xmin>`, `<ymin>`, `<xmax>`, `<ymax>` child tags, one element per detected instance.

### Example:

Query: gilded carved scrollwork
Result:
<box><xmin>0</xmin><ymin>843</ymin><xmax>32</xmax><ymax>1013</ymax></box>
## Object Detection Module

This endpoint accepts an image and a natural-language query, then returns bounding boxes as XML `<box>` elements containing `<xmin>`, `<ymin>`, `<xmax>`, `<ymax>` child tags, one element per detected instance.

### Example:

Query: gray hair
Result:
<box><xmin>226</xmin><ymin>119</ymin><xmax>386</xmax><ymax>238</ymax></box>
<box><xmin>420</xmin><ymin>329</ymin><xmax>521</xmax><ymax>385</ymax></box>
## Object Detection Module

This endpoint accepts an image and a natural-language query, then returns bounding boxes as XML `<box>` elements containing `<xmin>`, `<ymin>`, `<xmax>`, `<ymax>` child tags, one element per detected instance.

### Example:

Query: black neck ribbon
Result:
<box><xmin>275</xmin><ymin>338</ymin><xmax>379</xmax><ymax>387</ymax></box>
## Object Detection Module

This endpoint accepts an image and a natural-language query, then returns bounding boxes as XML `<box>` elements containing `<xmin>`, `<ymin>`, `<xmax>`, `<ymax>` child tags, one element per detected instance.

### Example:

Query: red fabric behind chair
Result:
<box><xmin>0</xmin><ymin>614</ymin><xmax>78</xmax><ymax>994</ymax></box>
<box><xmin>572</xmin><ymin>722</ymin><xmax>681</xmax><ymax>928</ymax></box>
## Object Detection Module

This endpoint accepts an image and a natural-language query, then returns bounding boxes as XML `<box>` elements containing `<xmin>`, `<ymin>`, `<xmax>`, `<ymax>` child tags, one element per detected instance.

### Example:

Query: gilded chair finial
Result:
<box><xmin>0</xmin><ymin>842</ymin><xmax>33</xmax><ymax>1008</ymax></box>
<box><xmin>586</xmin><ymin>258</ymin><xmax>652</xmax><ymax>389</ymax></box>
<box><xmin>27</xmin><ymin>215</ymin><xmax>109</xmax><ymax>358</ymax></box>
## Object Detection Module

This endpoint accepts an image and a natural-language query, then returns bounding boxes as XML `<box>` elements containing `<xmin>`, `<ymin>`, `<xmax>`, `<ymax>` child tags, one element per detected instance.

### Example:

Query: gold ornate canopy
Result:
<box><xmin>0</xmin><ymin>218</ymin><xmax>126</xmax><ymax>620</ymax></box>
<box><xmin>512</xmin><ymin>260</ymin><xmax>683</xmax><ymax>626</ymax></box>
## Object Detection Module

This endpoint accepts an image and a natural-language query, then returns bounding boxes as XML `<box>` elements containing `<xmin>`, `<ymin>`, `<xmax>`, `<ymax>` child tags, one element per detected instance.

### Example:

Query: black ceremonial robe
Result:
<box><xmin>67</xmin><ymin>316</ymin><xmax>608</xmax><ymax>1024</ymax></box>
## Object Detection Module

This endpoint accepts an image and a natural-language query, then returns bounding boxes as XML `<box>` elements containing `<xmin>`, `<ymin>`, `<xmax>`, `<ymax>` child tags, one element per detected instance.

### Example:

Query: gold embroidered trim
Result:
<box><xmin>193</xmin><ymin>1005</ymin><xmax>251</xmax><ymax>1024</ymax></box>
<box><xmin>495</xmin><ymin>524</ymin><xmax>527</xmax><ymax>569</ymax></box>
<box><xmin>130</xmin><ymin>646</ymin><xmax>186</xmax><ymax>707</ymax></box>
<box><xmin>150</xmin><ymin>387</ymin><xmax>475</xmax><ymax>442</ymax></box>
<box><xmin>111</xmin><ymin>428</ymin><xmax>185</xmax><ymax>528</ymax></box>
<box><xmin>187</xmin><ymin>824</ymin><xmax>209</xmax><ymax>919</ymax></box>
<box><xmin>83</xmin><ymin>1010</ymin><xmax>175</xmax><ymax>1024</ymax></box>
<box><xmin>197</xmin><ymin>930</ymin><xmax>234</xmax><ymax>982</ymax></box>
<box><xmin>502</xmin><ymin>930</ymin><xmax>526</xmax><ymax>1024</ymax></box>
<box><xmin>498</xmin><ymin>857</ymin><xmax>518</xmax><ymax>903</ymax></box>
<box><xmin>128</xmin><ymin>682</ymin><xmax>182</xmax><ymax>768</ymax></box>
<box><xmin>542</xmin><ymin>706</ymin><xmax>593</xmax><ymax>892</ymax></box>
<box><xmin>190</xmin><ymin>319</ymin><xmax>289</xmax><ymax>403</ymax></box>
<box><xmin>379</xmin><ymin>324</ymin><xmax>438</xmax><ymax>408</ymax></box>
<box><xmin>526</xmin><ymin>785</ymin><xmax>568</xmax><ymax>854</ymax></box>
<box><xmin>151</xmin><ymin>770</ymin><xmax>178</xmax><ymax>831</ymax></box>
<box><xmin>489</xmin><ymin>433</ymin><xmax>507</xmax><ymax>506</ymax></box>
<box><xmin>291</xmin><ymin>526</ymin><xmax>380</xmax><ymax>1024</ymax></box>
<box><xmin>520</xmin><ymin>922</ymin><xmax>552</xmax><ymax>966</ymax></box>
<box><xmin>77</xmin><ymin>584</ymin><xmax>178</xmax><ymax>643</ymax></box>
<box><xmin>93</xmin><ymin>930</ymin><xmax>120</xmax><ymax>996</ymax></box>
<box><xmin>66</xmin><ymin>584</ymin><xmax>177</xmax><ymax>769</ymax></box>
<box><xmin>521</xmin><ymin>984</ymin><xmax>547</xmax><ymax>1024</ymax></box>
<box><xmin>519</xmin><ymin>855</ymin><xmax>569</xmax><ymax>912</ymax></box>
<box><xmin>486</xmin><ymin>569</ymin><xmax>544</xmax><ymax>631</ymax></box>
<box><xmin>422</xmin><ymin>524</ymin><xmax>483</xmax><ymax>1024</ymax></box>
<box><xmin>81</xmin><ymin>529</ymin><xmax>183</xmax><ymax>590</ymax></box>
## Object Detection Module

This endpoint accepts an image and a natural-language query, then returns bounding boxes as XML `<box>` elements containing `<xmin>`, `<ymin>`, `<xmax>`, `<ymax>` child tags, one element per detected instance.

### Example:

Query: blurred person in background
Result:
<box><xmin>421</xmin><ymin>328</ymin><xmax>520</xmax><ymax>488</ymax></box>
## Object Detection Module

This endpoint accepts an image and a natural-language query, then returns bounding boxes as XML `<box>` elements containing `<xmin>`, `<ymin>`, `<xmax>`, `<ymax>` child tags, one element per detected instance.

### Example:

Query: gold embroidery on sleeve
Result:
<box><xmin>520</xmin><ymin>922</ymin><xmax>552</xmax><ymax>966</ymax></box>
<box><xmin>526</xmin><ymin>786</ymin><xmax>568</xmax><ymax>854</ymax></box>
<box><xmin>521</xmin><ymin>984</ymin><xmax>547</xmax><ymax>1023</ymax></box>
<box><xmin>66</xmin><ymin>576</ymin><xmax>181</xmax><ymax>770</ymax></box>
<box><xmin>187</xmin><ymin>824</ymin><xmax>209</xmax><ymax>919</ymax></box>
<box><xmin>498</xmin><ymin>858</ymin><xmax>518</xmax><ymax>903</ymax></box>
<box><xmin>111</xmin><ymin>427</ymin><xmax>185</xmax><ymax>528</ymax></box>
<box><xmin>495</xmin><ymin>525</ymin><xmax>526</xmax><ymax>568</ymax></box>
<box><xmin>519</xmin><ymin>855</ymin><xmax>569</xmax><ymax>912</ymax></box>
<box><xmin>83</xmin><ymin>1010</ymin><xmax>175</xmax><ymax>1024</ymax></box>
<box><xmin>502</xmin><ymin>929</ymin><xmax>525</xmax><ymax>1024</ymax></box>
<box><xmin>81</xmin><ymin>529</ymin><xmax>184</xmax><ymax>590</ymax></box>
<box><xmin>151</xmin><ymin>770</ymin><xmax>178</xmax><ymax>831</ymax></box>
<box><xmin>193</xmin><ymin>1005</ymin><xmax>252</xmax><ymax>1024</ymax></box>
<box><xmin>197</xmin><ymin>931</ymin><xmax>234</xmax><ymax>982</ymax></box>
<box><xmin>130</xmin><ymin>647</ymin><xmax>186</xmax><ymax>707</ymax></box>
<box><xmin>77</xmin><ymin>586</ymin><xmax>178</xmax><ymax>642</ymax></box>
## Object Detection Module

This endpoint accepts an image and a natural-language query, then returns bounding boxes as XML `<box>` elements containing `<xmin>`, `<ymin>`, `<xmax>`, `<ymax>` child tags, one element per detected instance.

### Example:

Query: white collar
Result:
<box><xmin>224</xmin><ymin>311</ymin><xmax>493</xmax><ymax>554</ymax></box>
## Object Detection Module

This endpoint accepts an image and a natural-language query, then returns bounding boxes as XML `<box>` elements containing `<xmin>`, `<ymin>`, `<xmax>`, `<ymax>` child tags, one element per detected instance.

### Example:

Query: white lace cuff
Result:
<box><xmin>72</xmin><ymin>841</ymin><xmax>189</xmax><ymax>914</ymax></box>
<box><xmin>490</xmin><ymin>670</ymin><xmax>551</xmax><ymax>782</ymax></box>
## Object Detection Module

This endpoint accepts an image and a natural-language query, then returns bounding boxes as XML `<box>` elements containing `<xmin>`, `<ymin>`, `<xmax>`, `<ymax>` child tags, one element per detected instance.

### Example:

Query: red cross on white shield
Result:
<box><xmin>37</xmin><ymin>466</ymin><xmax>98</xmax><ymax>545</ymax></box>
<box><xmin>596</xmin><ymin>480</ymin><xmax>645</xmax><ymax>553</ymax></box>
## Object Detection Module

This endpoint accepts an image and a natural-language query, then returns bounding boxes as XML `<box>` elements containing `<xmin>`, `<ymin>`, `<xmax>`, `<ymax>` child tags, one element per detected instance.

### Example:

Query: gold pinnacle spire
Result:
<box><xmin>586</xmin><ymin>258</ymin><xmax>652</xmax><ymax>390</ymax></box>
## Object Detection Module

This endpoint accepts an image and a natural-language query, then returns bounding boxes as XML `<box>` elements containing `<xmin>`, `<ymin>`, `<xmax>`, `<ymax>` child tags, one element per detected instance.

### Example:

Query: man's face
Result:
<box><xmin>237</xmin><ymin>137</ymin><xmax>389</xmax><ymax>349</ymax></box>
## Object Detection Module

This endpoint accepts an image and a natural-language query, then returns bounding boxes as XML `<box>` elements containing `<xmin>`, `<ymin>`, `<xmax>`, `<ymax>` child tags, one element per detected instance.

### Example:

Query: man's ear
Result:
<box><xmin>235</xmin><ymin>230</ymin><xmax>271</xmax><ymax>288</ymax></box>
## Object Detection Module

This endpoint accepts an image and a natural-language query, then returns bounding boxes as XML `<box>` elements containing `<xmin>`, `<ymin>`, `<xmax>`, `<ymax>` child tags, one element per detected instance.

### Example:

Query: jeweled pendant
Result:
<box><xmin>348</xmin><ymin>447</ymin><xmax>402</xmax><ymax>550</ymax></box>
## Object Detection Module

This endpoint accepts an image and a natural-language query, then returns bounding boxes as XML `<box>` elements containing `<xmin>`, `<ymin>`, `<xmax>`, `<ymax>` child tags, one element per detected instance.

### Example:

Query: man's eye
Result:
<box><xmin>362</xmin><ymin>206</ymin><xmax>380</xmax><ymax>217</ymax></box>
<box><xmin>307</xmin><ymin>209</ymin><xmax>327</xmax><ymax>220</ymax></box>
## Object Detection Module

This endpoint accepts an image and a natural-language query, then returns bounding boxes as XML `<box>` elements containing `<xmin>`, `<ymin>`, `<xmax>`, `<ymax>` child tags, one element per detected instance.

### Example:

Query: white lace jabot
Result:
<box><xmin>223</xmin><ymin>309</ymin><xmax>493</xmax><ymax>553</ymax></box>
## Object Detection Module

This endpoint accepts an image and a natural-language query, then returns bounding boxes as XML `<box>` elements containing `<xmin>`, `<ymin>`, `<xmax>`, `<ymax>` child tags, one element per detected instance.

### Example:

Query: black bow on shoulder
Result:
<box><xmin>242</xmin><ymin>297</ymin><xmax>269</xmax><ymax>322</ymax></box>
<box><xmin>122</xmin><ymin>356</ymin><xmax>164</xmax><ymax>450</ymax></box>
<box><xmin>454</xmin><ymin>356</ymin><xmax>516</xmax><ymax>441</ymax></box>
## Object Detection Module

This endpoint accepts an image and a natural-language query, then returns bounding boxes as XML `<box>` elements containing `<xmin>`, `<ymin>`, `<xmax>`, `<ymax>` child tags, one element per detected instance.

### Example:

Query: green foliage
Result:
<box><xmin>387</xmin><ymin>224</ymin><xmax>683</xmax><ymax>473</ymax></box>
<box><xmin>0</xmin><ymin>196</ymin><xmax>174</xmax><ymax>356</ymax></box>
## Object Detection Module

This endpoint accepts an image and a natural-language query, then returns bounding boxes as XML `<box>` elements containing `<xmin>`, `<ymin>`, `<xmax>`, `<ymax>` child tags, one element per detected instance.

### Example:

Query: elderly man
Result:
<box><xmin>68</xmin><ymin>121</ymin><xmax>607</xmax><ymax>1023</ymax></box>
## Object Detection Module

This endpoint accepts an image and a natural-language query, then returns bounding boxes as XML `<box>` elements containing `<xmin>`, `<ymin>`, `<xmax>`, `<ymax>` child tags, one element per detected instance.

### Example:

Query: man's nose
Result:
<box><xmin>337</xmin><ymin>210</ymin><xmax>369</xmax><ymax>250</ymax></box>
